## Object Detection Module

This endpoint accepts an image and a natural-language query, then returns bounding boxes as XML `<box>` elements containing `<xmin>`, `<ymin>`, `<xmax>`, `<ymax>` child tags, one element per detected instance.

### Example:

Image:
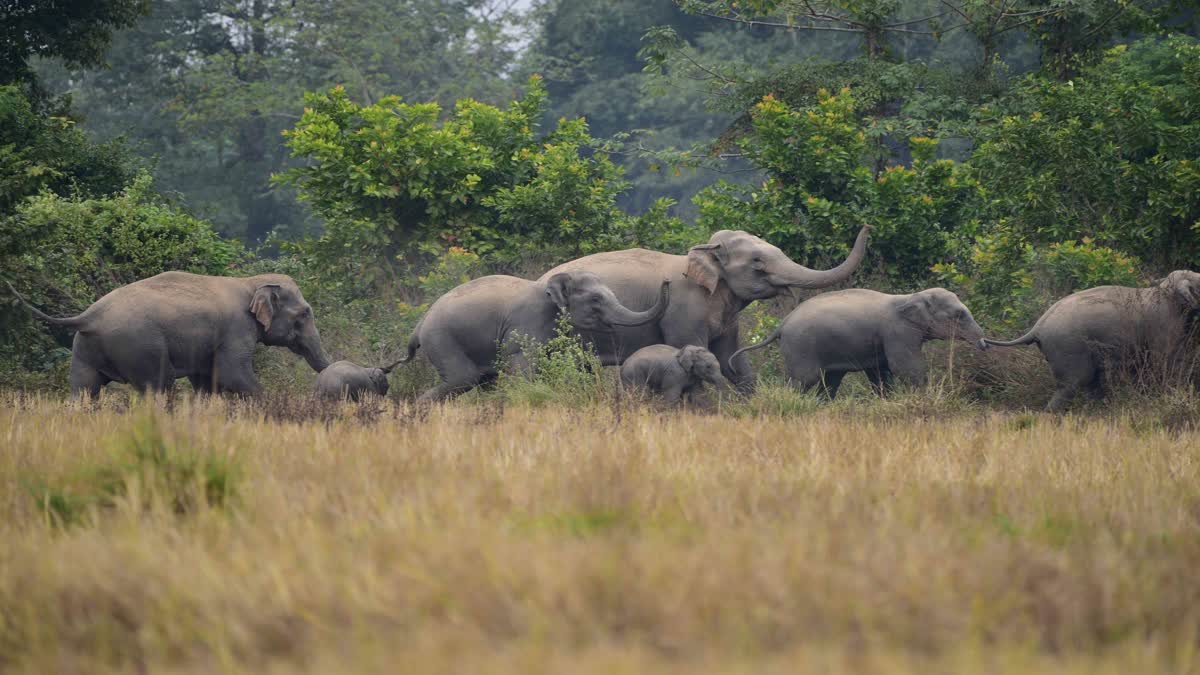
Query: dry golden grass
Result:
<box><xmin>2</xmin><ymin>393</ymin><xmax>1200</xmax><ymax>673</ymax></box>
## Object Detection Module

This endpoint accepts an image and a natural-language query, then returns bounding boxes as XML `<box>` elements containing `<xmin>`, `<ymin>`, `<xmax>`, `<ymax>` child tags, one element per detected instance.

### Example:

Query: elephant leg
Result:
<box><xmin>1044</xmin><ymin>346</ymin><xmax>1095</xmax><ymax>412</ymax></box>
<box><xmin>884</xmin><ymin>343</ymin><xmax>927</xmax><ymax>390</ymax></box>
<box><xmin>865</xmin><ymin>367</ymin><xmax>892</xmax><ymax>397</ymax></box>
<box><xmin>125</xmin><ymin>347</ymin><xmax>176</xmax><ymax>395</ymax></box>
<box><xmin>817</xmin><ymin>371</ymin><xmax>845</xmax><ymax>400</ymax></box>
<box><xmin>710</xmin><ymin>329</ymin><xmax>755</xmax><ymax>395</ymax></box>
<box><xmin>661</xmin><ymin>384</ymin><xmax>685</xmax><ymax>405</ymax></box>
<box><xmin>211</xmin><ymin>348</ymin><xmax>261</xmax><ymax>396</ymax></box>
<box><xmin>187</xmin><ymin>374</ymin><xmax>215</xmax><ymax>395</ymax></box>
<box><xmin>69</xmin><ymin>357</ymin><xmax>109</xmax><ymax>399</ymax></box>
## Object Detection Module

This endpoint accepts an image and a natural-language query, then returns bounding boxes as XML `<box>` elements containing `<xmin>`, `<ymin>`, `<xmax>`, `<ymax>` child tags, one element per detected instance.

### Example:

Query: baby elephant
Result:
<box><xmin>620</xmin><ymin>344</ymin><xmax>731</xmax><ymax>404</ymax></box>
<box><xmin>314</xmin><ymin>358</ymin><xmax>406</xmax><ymax>401</ymax></box>
<box><xmin>981</xmin><ymin>270</ymin><xmax>1200</xmax><ymax>411</ymax></box>
<box><xmin>732</xmin><ymin>288</ymin><xmax>985</xmax><ymax>398</ymax></box>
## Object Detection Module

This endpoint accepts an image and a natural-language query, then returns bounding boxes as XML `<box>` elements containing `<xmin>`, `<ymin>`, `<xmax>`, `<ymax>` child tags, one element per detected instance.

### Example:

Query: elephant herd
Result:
<box><xmin>9</xmin><ymin>228</ymin><xmax>1200</xmax><ymax>412</ymax></box>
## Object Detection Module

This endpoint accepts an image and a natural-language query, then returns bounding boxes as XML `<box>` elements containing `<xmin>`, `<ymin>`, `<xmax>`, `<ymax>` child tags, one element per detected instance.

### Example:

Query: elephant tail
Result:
<box><xmin>980</xmin><ymin>330</ymin><xmax>1039</xmax><ymax>349</ymax></box>
<box><xmin>381</xmin><ymin>319</ymin><xmax>424</xmax><ymax>373</ymax></box>
<box><xmin>5</xmin><ymin>281</ymin><xmax>92</xmax><ymax>328</ymax></box>
<box><xmin>728</xmin><ymin>328</ymin><xmax>781</xmax><ymax>370</ymax></box>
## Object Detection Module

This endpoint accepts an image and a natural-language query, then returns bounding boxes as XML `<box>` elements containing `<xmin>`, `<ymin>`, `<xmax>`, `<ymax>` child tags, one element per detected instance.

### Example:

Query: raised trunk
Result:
<box><xmin>607</xmin><ymin>280</ymin><xmax>671</xmax><ymax>327</ymax></box>
<box><xmin>772</xmin><ymin>225</ymin><xmax>870</xmax><ymax>290</ymax></box>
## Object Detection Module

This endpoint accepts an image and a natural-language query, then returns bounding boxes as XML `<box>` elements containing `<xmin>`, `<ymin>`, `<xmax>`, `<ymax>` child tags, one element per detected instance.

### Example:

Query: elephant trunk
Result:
<box><xmin>296</xmin><ymin>330</ymin><xmax>330</xmax><ymax>373</ymax></box>
<box><xmin>771</xmin><ymin>224</ymin><xmax>870</xmax><ymax>290</ymax></box>
<box><xmin>606</xmin><ymin>279</ymin><xmax>671</xmax><ymax>327</ymax></box>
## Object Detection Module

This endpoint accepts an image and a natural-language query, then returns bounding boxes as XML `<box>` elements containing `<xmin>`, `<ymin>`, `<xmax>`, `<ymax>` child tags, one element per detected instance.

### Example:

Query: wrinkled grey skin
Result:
<box><xmin>540</xmin><ymin>226</ymin><xmax>870</xmax><ymax>393</ymax></box>
<box><xmin>981</xmin><ymin>270</ymin><xmax>1200</xmax><ymax>411</ymax></box>
<box><xmin>396</xmin><ymin>271</ymin><xmax>670</xmax><ymax>401</ymax></box>
<box><xmin>9</xmin><ymin>273</ymin><xmax>329</xmax><ymax>397</ymax></box>
<box><xmin>315</xmin><ymin>357</ymin><xmax>407</xmax><ymax>401</ymax></box>
<box><xmin>732</xmin><ymin>288</ymin><xmax>985</xmax><ymax>399</ymax></box>
<box><xmin>620</xmin><ymin>344</ymin><xmax>732</xmax><ymax>404</ymax></box>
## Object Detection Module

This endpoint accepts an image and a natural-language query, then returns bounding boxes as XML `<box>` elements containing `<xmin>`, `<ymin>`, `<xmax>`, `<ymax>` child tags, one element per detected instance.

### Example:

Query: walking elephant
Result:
<box><xmin>8</xmin><ymin>273</ymin><xmax>330</xmax><ymax>397</ymax></box>
<box><xmin>620</xmin><ymin>344</ymin><xmax>732</xmax><ymax>404</ymax></box>
<box><xmin>314</xmin><ymin>358</ymin><xmax>407</xmax><ymax>401</ymax></box>
<box><xmin>731</xmin><ymin>288</ymin><xmax>985</xmax><ymax>398</ymax></box>
<box><xmin>539</xmin><ymin>225</ymin><xmax>870</xmax><ymax>392</ymax></box>
<box><xmin>980</xmin><ymin>270</ymin><xmax>1200</xmax><ymax>411</ymax></box>
<box><xmin>394</xmin><ymin>272</ymin><xmax>670</xmax><ymax>401</ymax></box>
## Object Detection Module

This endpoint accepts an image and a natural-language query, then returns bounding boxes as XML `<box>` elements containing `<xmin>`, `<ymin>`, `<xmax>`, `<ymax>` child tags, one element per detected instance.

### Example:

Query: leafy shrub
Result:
<box><xmin>937</xmin><ymin>232</ymin><xmax>1141</xmax><ymax>330</ymax></box>
<box><xmin>0</xmin><ymin>85</ymin><xmax>136</xmax><ymax>217</ymax></box>
<box><xmin>2</xmin><ymin>172</ymin><xmax>243</xmax><ymax>379</ymax></box>
<box><xmin>968</xmin><ymin>36</ymin><xmax>1200</xmax><ymax>270</ymax></box>
<box><xmin>497</xmin><ymin>312</ymin><xmax>608</xmax><ymax>407</ymax></box>
<box><xmin>277</xmin><ymin>76</ymin><xmax>633</xmax><ymax>288</ymax></box>
<box><xmin>694</xmin><ymin>88</ymin><xmax>980</xmax><ymax>285</ymax></box>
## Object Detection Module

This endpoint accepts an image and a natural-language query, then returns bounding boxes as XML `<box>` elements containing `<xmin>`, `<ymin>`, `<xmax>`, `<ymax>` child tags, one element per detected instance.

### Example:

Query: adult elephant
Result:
<box><xmin>9</xmin><ymin>272</ymin><xmax>329</xmax><ymax>396</ymax></box>
<box><xmin>394</xmin><ymin>271</ymin><xmax>670</xmax><ymax>401</ymax></box>
<box><xmin>539</xmin><ymin>225</ymin><xmax>871</xmax><ymax>391</ymax></box>
<box><xmin>981</xmin><ymin>270</ymin><xmax>1200</xmax><ymax>411</ymax></box>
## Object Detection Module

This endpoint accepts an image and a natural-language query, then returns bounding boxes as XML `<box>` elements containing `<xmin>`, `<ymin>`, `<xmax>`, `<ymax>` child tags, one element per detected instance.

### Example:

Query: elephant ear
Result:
<box><xmin>677</xmin><ymin>345</ymin><xmax>701</xmax><ymax>373</ymax></box>
<box><xmin>898</xmin><ymin>293</ymin><xmax>934</xmax><ymax>329</ymax></box>
<box><xmin>544</xmin><ymin>273</ymin><xmax>572</xmax><ymax>310</ymax></box>
<box><xmin>685</xmin><ymin>243</ymin><xmax>724</xmax><ymax>294</ymax></box>
<box><xmin>249</xmin><ymin>284</ymin><xmax>282</xmax><ymax>330</ymax></box>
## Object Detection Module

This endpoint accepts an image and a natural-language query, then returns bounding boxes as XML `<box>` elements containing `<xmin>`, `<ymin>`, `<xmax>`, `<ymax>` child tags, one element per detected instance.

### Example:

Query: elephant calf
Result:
<box><xmin>315</xmin><ymin>358</ymin><xmax>406</xmax><ymax>401</ymax></box>
<box><xmin>396</xmin><ymin>272</ymin><xmax>670</xmax><ymax>401</ymax></box>
<box><xmin>733</xmin><ymin>288</ymin><xmax>985</xmax><ymax>398</ymax></box>
<box><xmin>981</xmin><ymin>270</ymin><xmax>1200</xmax><ymax>411</ymax></box>
<box><xmin>620</xmin><ymin>344</ymin><xmax>731</xmax><ymax>404</ymax></box>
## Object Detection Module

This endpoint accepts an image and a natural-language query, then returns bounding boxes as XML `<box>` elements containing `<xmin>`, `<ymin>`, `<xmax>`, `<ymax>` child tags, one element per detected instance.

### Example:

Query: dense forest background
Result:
<box><xmin>3</xmin><ymin>0</ymin><xmax>1199</xmax><ymax>392</ymax></box>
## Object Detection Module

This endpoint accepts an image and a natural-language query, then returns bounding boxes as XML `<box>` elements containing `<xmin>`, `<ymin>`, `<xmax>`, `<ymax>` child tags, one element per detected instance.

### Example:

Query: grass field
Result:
<box><xmin>2</xmin><ymin>391</ymin><xmax>1199</xmax><ymax>673</ymax></box>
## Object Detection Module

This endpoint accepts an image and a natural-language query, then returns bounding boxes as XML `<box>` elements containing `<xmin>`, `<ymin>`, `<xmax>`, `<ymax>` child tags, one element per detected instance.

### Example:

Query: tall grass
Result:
<box><xmin>1</xmin><ymin>393</ymin><xmax>1198</xmax><ymax>673</ymax></box>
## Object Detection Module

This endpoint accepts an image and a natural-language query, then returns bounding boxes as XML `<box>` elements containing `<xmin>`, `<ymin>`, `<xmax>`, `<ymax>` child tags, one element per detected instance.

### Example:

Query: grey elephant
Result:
<box><xmin>8</xmin><ymin>272</ymin><xmax>329</xmax><ymax>396</ymax></box>
<box><xmin>732</xmin><ymin>288</ymin><xmax>986</xmax><ymax>398</ymax></box>
<box><xmin>314</xmin><ymin>358</ymin><xmax>407</xmax><ymax>401</ymax></box>
<box><xmin>981</xmin><ymin>270</ymin><xmax>1200</xmax><ymax>411</ymax></box>
<box><xmin>540</xmin><ymin>226</ymin><xmax>870</xmax><ymax>392</ymax></box>
<box><xmin>620</xmin><ymin>344</ymin><xmax>732</xmax><ymax>404</ymax></box>
<box><xmin>393</xmin><ymin>271</ymin><xmax>670</xmax><ymax>401</ymax></box>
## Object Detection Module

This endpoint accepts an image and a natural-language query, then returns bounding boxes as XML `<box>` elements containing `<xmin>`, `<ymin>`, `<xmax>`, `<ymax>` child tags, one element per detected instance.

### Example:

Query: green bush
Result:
<box><xmin>277</xmin><ymin>76</ymin><xmax>636</xmax><ymax>289</ymax></box>
<box><xmin>936</xmin><ymin>231</ymin><xmax>1142</xmax><ymax>330</ymax></box>
<box><xmin>2</xmin><ymin>172</ymin><xmax>243</xmax><ymax>379</ymax></box>
<box><xmin>968</xmin><ymin>36</ymin><xmax>1200</xmax><ymax>270</ymax></box>
<box><xmin>497</xmin><ymin>312</ymin><xmax>608</xmax><ymax>407</ymax></box>
<box><xmin>694</xmin><ymin>88</ymin><xmax>980</xmax><ymax>284</ymax></box>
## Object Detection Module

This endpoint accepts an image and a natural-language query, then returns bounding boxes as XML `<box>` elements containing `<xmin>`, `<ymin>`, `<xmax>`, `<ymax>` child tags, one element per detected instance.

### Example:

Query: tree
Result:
<box><xmin>42</xmin><ymin>0</ymin><xmax>531</xmax><ymax>242</ymax></box>
<box><xmin>0</xmin><ymin>0</ymin><xmax>148</xmax><ymax>90</ymax></box>
<box><xmin>276</xmin><ymin>76</ymin><xmax>632</xmax><ymax>292</ymax></box>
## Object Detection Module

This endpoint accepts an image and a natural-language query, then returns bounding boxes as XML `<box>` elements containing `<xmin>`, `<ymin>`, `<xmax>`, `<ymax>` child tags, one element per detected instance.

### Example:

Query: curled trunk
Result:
<box><xmin>772</xmin><ymin>225</ymin><xmax>870</xmax><ymax>290</ymax></box>
<box><xmin>606</xmin><ymin>280</ymin><xmax>671</xmax><ymax>327</ymax></box>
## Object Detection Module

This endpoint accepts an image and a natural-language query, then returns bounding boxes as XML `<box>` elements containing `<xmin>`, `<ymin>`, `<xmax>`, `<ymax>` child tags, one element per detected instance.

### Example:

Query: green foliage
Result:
<box><xmin>1</xmin><ymin>173</ymin><xmax>243</xmax><ymax>373</ymax></box>
<box><xmin>498</xmin><ymin>311</ymin><xmax>608</xmax><ymax>407</ymax></box>
<box><xmin>30</xmin><ymin>409</ymin><xmax>240</xmax><ymax>527</ymax></box>
<box><xmin>937</xmin><ymin>232</ymin><xmax>1141</xmax><ymax>329</ymax></box>
<box><xmin>696</xmin><ymin>88</ymin><xmax>980</xmax><ymax>284</ymax></box>
<box><xmin>0</xmin><ymin>0</ymin><xmax>148</xmax><ymax>89</ymax></box>
<box><xmin>278</xmin><ymin>77</ymin><xmax>632</xmax><ymax>288</ymax></box>
<box><xmin>38</xmin><ymin>0</ymin><xmax>529</xmax><ymax>242</ymax></box>
<box><xmin>969</xmin><ymin>37</ymin><xmax>1200</xmax><ymax>270</ymax></box>
<box><xmin>0</xmin><ymin>85</ymin><xmax>136</xmax><ymax>217</ymax></box>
